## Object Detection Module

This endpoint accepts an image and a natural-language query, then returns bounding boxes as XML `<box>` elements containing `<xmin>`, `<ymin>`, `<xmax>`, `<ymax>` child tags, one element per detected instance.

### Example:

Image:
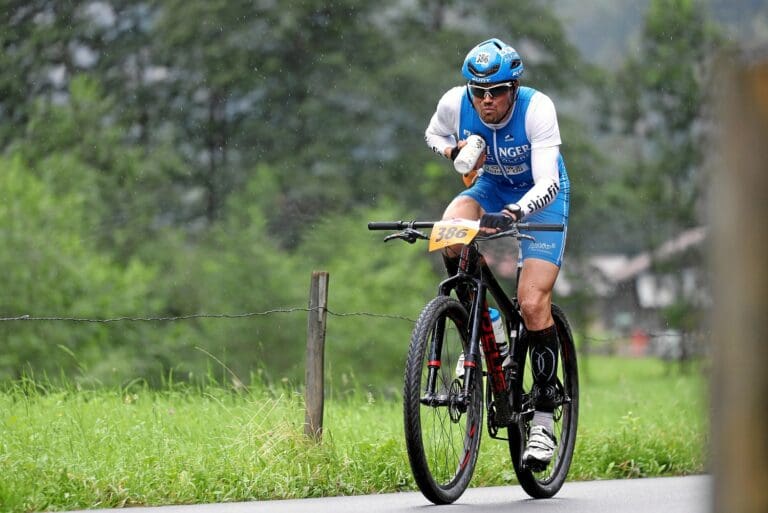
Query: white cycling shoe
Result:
<box><xmin>523</xmin><ymin>425</ymin><xmax>556</xmax><ymax>468</ymax></box>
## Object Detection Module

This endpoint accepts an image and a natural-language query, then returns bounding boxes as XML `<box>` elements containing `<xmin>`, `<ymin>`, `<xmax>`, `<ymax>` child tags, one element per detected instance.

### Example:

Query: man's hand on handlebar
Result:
<box><xmin>479</xmin><ymin>204</ymin><xmax>522</xmax><ymax>233</ymax></box>
<box><xmin>479</xmin><ymin>212</ymin><xmax>513</xmax><ymax>231</ymax></box>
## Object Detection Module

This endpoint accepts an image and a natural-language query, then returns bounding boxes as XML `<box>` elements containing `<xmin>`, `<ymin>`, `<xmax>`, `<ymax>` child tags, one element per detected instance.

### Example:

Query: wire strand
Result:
<box><xmin>0</xmin><ymin>308</ymin><xmax>416</xmax><ymax>323</ymax></box>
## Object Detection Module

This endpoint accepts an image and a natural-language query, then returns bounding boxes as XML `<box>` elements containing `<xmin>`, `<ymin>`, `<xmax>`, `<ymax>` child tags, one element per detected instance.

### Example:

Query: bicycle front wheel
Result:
<box><xmin>403</xmin><ymin>295</ymin><xmax>483</xmax><ymax>504</ymax></box>
<box><xmin>509</xmin><ymin>303</ymin><xmax>579</xmax><ymax>498</ymax></box>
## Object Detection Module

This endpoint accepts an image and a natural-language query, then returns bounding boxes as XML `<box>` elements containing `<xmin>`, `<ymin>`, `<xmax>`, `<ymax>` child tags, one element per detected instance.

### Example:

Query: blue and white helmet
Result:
<box><xmin>461</xmin><ymin>38</ymin><xmax>524</xmax><ymax>84</ymax></box>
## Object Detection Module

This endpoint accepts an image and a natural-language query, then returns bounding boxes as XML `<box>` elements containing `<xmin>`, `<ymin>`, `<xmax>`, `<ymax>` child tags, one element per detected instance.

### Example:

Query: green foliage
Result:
<box><xmin>10</xmin><ymin>74</ymin><xmax>178</xmax><ymax>259</ymax></box>
<box><xmin>0</xmin><ymin>155</ymin><xmax>159</xmax><ymax>381</ymax></box>
<box><xmin>296</xmin><ymin>203</ymin><xmax>441</xmax><ymax>393</ymax></box>
<box><xmin>0</xmin><ymin>1</ymin><xmax>96</xmax><ymax>147</ymax></box>
<box><xmin>662</xmin><ymin>300</ymin><xmax>700</xmax><ymax>332</ymax></box>
<box><xmin>604</xmin><ymin>0</ymin><xmax>721</xmax><ymax>251</ymax></box>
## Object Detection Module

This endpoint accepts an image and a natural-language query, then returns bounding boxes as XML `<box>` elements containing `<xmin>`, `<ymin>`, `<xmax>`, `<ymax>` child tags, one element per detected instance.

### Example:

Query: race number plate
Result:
<box><xmin>428</xmin><ymin>219</ymin><xmax>480</xmax><ymax>252</ymax></box>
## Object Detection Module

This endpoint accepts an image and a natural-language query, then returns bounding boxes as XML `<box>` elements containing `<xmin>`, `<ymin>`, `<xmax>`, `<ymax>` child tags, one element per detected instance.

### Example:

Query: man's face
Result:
<box><xmin>468</xmin><ymin>81</ymin><xmax>515</xmax><ymax>124</ymax></box>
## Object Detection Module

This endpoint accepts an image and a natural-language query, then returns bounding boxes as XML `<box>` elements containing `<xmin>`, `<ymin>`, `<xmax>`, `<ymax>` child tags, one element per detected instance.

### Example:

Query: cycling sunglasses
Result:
<box><xmin>467</xmin><ymin>82</ymin><xmax>515</xmax><ymax>99</ymax></box>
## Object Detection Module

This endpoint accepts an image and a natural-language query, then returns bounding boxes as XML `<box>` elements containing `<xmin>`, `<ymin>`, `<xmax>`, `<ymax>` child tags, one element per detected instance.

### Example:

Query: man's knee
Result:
<box><xmin>443</xmin><ymin>195</ymin><xmax>482</xmax><ymax>220</ymax></box>
<box><xmin>517</xmin><ymin>260</ymin><xmax>559</xmax><ymax>330</ymax></box>
<box><xmin>519</xmin><ymin>294</ymin><xmax>551</xmax><ymax>329</ymax></box>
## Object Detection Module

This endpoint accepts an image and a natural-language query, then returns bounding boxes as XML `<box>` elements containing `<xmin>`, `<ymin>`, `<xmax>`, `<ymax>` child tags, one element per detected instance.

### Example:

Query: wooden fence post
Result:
<box><xmin>304</xmin><ymin>271</ymin><xmax>329</xmax><ymax>440</ymax></box>
<box><xmin>711</xmin><ymin>56</ymin><xmax>768</xmax><ymax>513</ymax></box>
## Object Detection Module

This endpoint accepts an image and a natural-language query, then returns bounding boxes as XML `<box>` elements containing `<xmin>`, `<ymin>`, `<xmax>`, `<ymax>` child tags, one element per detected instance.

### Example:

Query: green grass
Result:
<box><xmin>0</xmin><ymin>356</ymin><xmax>708</xmax><ymax>513</ymax></box>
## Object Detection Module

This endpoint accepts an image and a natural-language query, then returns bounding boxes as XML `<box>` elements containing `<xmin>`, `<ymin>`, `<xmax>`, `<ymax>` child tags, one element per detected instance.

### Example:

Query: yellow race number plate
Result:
<box><xmin>428</xmin><ymin>219</ymin><xmax>480</xmax><ymax>252</ymax></box>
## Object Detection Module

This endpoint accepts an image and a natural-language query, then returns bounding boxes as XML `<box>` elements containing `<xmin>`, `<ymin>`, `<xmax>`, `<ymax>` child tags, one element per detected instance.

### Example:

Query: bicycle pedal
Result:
<box><xmin>524</xmin><ymin>458</ymin><xmax>549</xmax><ymax>473</ymax></box>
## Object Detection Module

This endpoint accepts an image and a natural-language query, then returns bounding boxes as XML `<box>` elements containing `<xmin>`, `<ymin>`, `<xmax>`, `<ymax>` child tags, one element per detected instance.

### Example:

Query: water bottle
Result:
<box><xmin>454</xmin><ymin>134</ymin><xmax>486</xmax><ymax>174</ymax></box>
<box><xmin>488</xmin><ymin>307</ymin><xmax>508</xmax><ymax>358</ymax></box>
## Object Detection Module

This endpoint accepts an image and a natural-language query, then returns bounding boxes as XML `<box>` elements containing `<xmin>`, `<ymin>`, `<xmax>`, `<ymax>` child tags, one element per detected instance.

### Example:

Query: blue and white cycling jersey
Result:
<box><xmin>457</xmin><ymin>86</ymin><xmax>569</xmax><ymax>193</ymax></box>
<box><xmin>425</xmin><ymin>85</ymin><xmax>570</xmax><ymax>266</ymax></box>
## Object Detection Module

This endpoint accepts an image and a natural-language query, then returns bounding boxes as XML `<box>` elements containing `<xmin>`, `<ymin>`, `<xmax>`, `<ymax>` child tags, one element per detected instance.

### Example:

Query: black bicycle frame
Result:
<box><xmin>434</xmin><ymin>242</ymin><xmax>525</xmax><ymax>427</ymax></box>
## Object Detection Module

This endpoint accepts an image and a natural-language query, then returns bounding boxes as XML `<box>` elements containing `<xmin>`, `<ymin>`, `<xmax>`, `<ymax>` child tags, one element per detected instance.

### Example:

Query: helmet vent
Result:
<box><xmin>468</xmin><ymin>62</ymin><xmax>500</xmax><ymax>78</ymax></box>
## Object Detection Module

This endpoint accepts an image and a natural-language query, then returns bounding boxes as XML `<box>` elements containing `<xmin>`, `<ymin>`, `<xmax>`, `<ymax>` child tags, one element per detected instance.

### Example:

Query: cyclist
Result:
<box><xmin>424</xmin><ymin>38</ymin><xmax>570</xmax><ymax>468</ymax></box>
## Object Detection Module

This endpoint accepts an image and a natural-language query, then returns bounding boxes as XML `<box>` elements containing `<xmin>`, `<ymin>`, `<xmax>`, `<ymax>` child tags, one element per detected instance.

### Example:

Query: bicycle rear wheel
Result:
<box><xmin>403</xmin><ymin>295</ymin><xmax>483</xmax><ymax>504</ymax></box>
<box><xmin>509</xmin><ymin>303</ymin><xmax>579</xmax><ymax>498</ymax></box>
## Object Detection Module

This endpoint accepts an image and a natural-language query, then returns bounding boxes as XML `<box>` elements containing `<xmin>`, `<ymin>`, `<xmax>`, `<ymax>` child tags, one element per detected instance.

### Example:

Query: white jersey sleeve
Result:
<box><xmin>516</xmin><ymin>145</ymin><xmax>561</xmax><ymax>216</ymax></box>
<box><xmin>424</xmin><ymin>87</ymin><xmax>464</xmax><ymax>158</ymax></box>
<box><xmin>525</xmin><ymin>92</ymin><xmax>562</xmax><ymax>148</ymax></box>
<box><xmin>516</xmin><ymin>92</ymin><xmax>563</xmax><ymax>217</ymax></box>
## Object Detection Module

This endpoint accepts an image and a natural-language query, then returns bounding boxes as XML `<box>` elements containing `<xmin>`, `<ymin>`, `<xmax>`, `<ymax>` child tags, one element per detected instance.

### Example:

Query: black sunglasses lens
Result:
<box><xmin>489</xmin><ymin>86</ymin><xmax>509</xmax><ymax>97</ymax></box>
<box><xmin>470</xmin><ymin>85</ymin><xmax>511</xmax><ymax>98</ymax></box>
<box><xmin>470</xmin><ymin>86</ymin><xmax>485</xmax><ymax>98</ymax></box>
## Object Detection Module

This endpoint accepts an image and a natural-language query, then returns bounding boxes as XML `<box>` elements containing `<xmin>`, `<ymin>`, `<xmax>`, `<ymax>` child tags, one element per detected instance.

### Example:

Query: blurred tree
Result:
<box><xmin>0</xmin><ymin>1</ymin><xmax>95</xmax><ymax>147</ymax></box>
<box><xmin>296</xmin><ymin>202</ymin><xmax>440</xmax><ymax>392</ymax></box>
<box><xmin>0</xmin><ymin>155</ymin><xmax>162</xmax><ymax>382</ymax></box>
<box><xmin>10</xmin><ymin>74</ymin><xmax>180</xmax><ymax>261</ymax></box>
<box><xmin>149</xmin><ymin>0</ymin><xmax>263</xmax><ymax>223</ymax></box>
<box><xmin>605</xmin><ymin>0</ymin><xmax>720</xmax><ymax>251</ymax></box>
<box><xmin>88</xmin><ymin>1</ymin><xmax>165</xmax><ymax>148</ymax></box>
<box><xmin>167</xmin><ymin>166</ymin><xmax>309</xmax><ymax>384</ymax></box>
<box><xmin>233</xmin><ymin>0</ymin><xmax>402</xmax><ymax>245</ymax></box>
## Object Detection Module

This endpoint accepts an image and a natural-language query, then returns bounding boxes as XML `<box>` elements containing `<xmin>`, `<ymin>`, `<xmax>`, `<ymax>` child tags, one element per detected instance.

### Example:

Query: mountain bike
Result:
<box><xmin>368</xmin><ymin>218</ymin><xmax>578</xmax><ymax>504</ymax></box>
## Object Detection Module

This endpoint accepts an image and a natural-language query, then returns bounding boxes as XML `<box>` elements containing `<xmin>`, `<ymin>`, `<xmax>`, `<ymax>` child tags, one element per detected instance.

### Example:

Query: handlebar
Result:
<box><xmin>368</xmin><ymin>221</ymin><xmax>436</xmax><ymax>230</ymax></box>
<box><xmin>368</xmin><ymin>221</ymin><xmax>564</xmax><ymax>232</ymax></box>
<box><xmin>369</xmin><ymin>220</ymin><xmax>564</xmax><ymax>244</ymax></box>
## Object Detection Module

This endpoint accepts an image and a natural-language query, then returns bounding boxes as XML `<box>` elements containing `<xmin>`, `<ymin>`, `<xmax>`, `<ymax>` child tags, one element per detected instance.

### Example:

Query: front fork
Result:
<box><xmin>430</xmin><ymin>275</ymin><xmax>518</xmax><ymax>429</ymax></box>
<box><xmin>424</xmin><ymin>245</ymin><xmax>524</xmax><ymax>428</ymax></box>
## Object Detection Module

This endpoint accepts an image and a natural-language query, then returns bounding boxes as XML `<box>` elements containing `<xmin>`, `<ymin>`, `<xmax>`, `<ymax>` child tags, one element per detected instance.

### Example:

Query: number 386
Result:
<box><xmin>434</xmin><ymin>226</ymin><xmax>469</xmax><ymax>242</ymax></box>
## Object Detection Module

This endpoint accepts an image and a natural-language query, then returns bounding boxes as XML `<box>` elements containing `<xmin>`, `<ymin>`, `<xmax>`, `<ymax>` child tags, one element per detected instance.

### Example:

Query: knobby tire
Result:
<box><xmin>403</xmin><ymin>296</ymin><xmax>483</xmax><ymax>504</ymax></box>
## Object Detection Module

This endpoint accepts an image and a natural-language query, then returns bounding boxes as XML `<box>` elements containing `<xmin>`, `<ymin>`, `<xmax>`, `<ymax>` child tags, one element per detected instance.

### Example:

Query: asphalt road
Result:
<box><xmin>65</xmin><ymin>475</ymin><xmax>711</xmax><ymax>513</ymax></box>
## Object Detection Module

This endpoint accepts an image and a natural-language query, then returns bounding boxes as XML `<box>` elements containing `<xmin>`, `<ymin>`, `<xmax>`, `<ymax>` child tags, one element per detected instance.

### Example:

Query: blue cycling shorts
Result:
<box><xmin>458</xmin><ymin>175</ymin><xmax>569</xmax><ymax>267</ymax></box>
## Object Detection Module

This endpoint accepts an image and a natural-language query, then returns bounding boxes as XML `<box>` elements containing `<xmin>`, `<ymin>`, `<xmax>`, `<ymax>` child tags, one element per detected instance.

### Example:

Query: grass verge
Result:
<box><xmin>0</xmin><ymin>356</ymin><xmax>707</xmax><ymax>512</ymax></box>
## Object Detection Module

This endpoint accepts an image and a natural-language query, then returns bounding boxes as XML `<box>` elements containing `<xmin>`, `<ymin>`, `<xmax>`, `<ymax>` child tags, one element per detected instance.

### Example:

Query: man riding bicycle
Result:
<box><xmin>424</xmin><ymin>38</ymin><xmax>570</xmax><ymax>468</ymax></box>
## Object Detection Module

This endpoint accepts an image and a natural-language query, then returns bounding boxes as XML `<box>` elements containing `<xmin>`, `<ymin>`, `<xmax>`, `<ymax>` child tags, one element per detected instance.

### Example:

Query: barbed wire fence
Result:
<box><xmin>0</xmin><ymin>308</ymin><xmax>416</xmax><ymax>324</ymax></box>
<box><xmin>0</xmin><ymin>310</ymin><xmax>688</xmax><ymax>344</ymax></box>
<box><xmin>0</xmin><ymin>305</ymin><xmax>695</xmax><ymax>357</ymax></box>
<box><xmin>0</xmin><ymin>271</ymin><xmax>704</xmax><ymax>439</ymax></box>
